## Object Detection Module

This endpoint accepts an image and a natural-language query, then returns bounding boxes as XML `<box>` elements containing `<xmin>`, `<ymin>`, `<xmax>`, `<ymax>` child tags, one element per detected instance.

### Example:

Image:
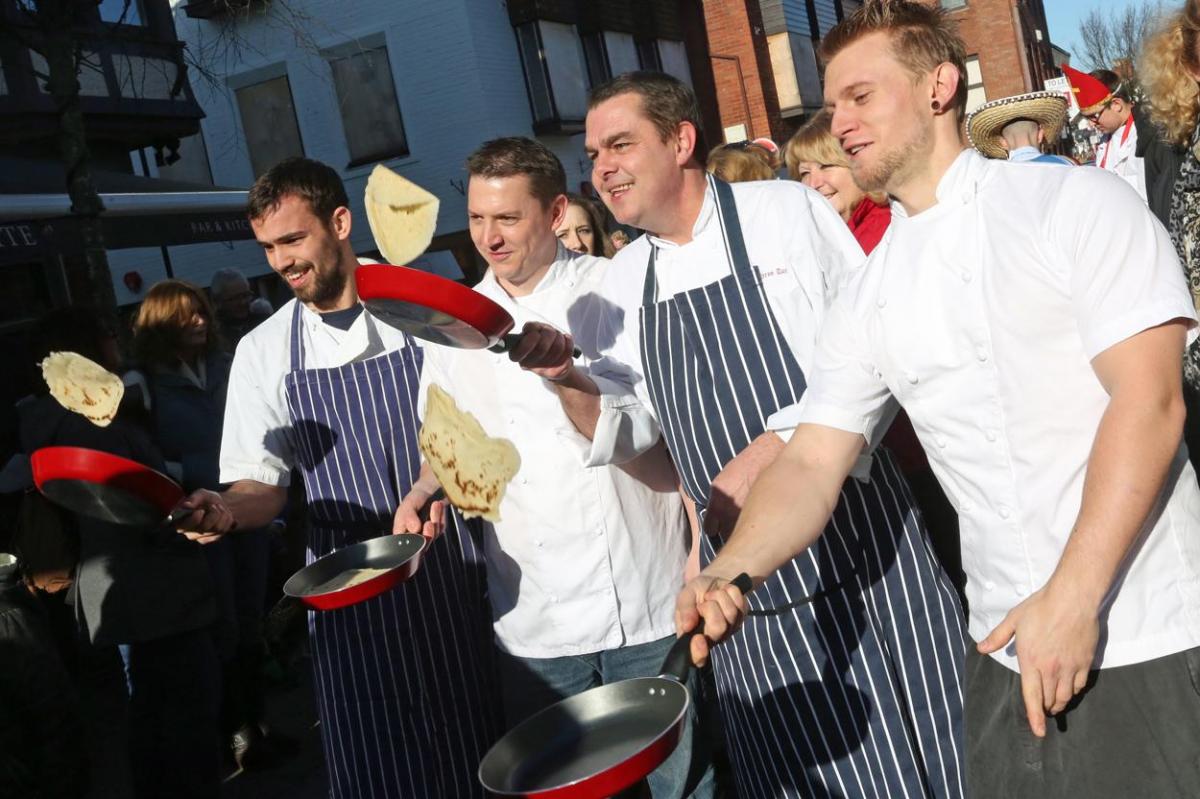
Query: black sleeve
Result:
<box><xmin>0</xmin><ymin>607</ymin><xmax>86</xmax><ymax>798</ymax></box>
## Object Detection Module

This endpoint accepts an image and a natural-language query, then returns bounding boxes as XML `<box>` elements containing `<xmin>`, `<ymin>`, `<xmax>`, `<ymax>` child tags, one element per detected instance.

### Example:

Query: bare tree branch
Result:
<box><xmin>1074</xmin><ymin>0</ymin><xmax>1164</xmax><ymax>73</ymax></box>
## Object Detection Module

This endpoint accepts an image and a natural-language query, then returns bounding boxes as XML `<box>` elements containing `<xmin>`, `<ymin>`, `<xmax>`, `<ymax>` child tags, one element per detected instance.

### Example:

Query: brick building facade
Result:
<box><xmin>700</xmin><ymin>0</ymin><xmax>1060</xmax><ymax>147</ymax></box>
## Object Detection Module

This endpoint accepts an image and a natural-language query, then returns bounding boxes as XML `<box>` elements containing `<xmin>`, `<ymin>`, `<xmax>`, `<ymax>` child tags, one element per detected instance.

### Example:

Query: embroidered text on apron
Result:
<box><xmin>284</xmin><ymin>304</ymin><xmax>501</xmax><ymax>798</ymax></box>
<box><xmin>638</xmin><ymin>177</ymin><xmax>967</xmax><ymax>798</ymax></box>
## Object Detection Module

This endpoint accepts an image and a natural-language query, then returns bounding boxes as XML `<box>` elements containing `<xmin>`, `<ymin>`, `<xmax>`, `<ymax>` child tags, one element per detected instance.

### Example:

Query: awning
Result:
<box><xmin>0</xmin><ymin>158</ymin><xmax>253</xmax><ymax>266</ymax></box>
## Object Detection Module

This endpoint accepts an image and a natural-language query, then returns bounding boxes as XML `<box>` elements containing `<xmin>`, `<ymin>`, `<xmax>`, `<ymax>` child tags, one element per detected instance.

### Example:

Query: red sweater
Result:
<box><xmin>847</xmin><ymin>196</ymin><xmax>891</xmax><ymax>255</ymax></box>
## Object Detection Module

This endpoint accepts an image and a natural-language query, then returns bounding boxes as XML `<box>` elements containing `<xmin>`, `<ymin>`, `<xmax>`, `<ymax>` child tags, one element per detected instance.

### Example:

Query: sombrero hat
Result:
<box><xmin>965</xmin><ymin>91</ymin><xmax>1068</xmax><ymax>159</ymax></box>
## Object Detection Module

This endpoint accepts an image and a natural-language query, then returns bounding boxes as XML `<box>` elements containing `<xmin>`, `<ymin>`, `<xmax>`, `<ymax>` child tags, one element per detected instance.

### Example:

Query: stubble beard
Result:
<box><xmin>292</xmin><ymin>261</ymin><xmax>347</xmax><ymax>307</ymax></box>
<box><xmin>851</xmin><ymin>117</ymin><xmax>934</xmax><ymax>195</ymax></box>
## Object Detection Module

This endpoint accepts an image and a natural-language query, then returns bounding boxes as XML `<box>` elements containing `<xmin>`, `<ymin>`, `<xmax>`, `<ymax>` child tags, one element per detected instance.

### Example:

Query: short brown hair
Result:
<box><xmin>246</xmin><ymin>157</ymin><xmax>349</xmax><ymax>223</ymax></box>
<box><xmin>465</xmin><ymin>137</ymin><xmax>567</xmax><ymax>208</ymax></box>
<box><xmin>588</xmin><ymin>71</ymin><xmax>702</xmax><ymax>143</ymax></box>
<box><xmin>132</xmin><ymin>280</ymin><xmax>218</xmax><ymax>368</ymax></box>
<box><xmin>706</xmin><ymin>142</ymin><xmax>776</xmax><ymax>183</ymax></box>
<box><xmin>820</xmin><ymin>0</ymin><xmax>968</xmax><ymax>122</ymax></box>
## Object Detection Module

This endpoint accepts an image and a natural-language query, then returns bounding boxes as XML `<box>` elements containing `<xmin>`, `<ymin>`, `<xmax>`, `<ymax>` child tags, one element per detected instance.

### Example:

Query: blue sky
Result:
<box><xmin>1044</xmin><ymin>0</ymin><xmax>1142</xmax><ymax>59</ymax></box>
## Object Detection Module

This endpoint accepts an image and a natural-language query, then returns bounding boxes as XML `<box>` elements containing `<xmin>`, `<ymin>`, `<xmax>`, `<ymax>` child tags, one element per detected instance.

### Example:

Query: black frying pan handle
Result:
<box><xmin>489</xmin><ymin>332</ymin><xmax>583</xmax><ymax>359</ymax></box>
<box><xmin>660</xmin><ymin>572</ymin><xmax>753</xmax><ymax>682</ymax></box>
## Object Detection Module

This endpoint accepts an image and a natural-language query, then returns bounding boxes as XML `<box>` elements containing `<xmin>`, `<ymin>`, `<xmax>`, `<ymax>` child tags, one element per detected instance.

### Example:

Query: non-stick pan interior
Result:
<box><xmin>284</xmin><ymin>534</ymin><xmax>425</xmax><ymax>597</ymax></box>
<box><xmin>480</xmin><ymin>677</ymin><xmax>688</xmax><ymax>793</ymax></box>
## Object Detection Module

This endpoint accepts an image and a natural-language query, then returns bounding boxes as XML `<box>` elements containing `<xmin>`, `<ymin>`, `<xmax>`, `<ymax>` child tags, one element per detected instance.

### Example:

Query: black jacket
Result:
<box><xmin>1135</xmin><ymin>105</ymin><xmax>1187</xmax><ymax>226</ymax></box>
<box><xmin>0</xmin><ymin>558</ymin><xmax>86</xmax><ymax>798</ymax></box>
<box><xmin>18</xmin><ymin>395</ymin><xmax>216</xmax><ymax>646</ymax></box>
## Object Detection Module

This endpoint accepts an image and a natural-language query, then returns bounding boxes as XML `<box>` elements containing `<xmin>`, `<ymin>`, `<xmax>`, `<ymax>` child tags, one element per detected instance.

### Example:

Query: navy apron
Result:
<box><xmin>284</xmin><ymin>304</ymin><xmax>501</xmax><ymax>798</ymax></box>
<box><xmin>639</xmin><ymin>177</ymin><xmax>967</xmax><ymax>798</ymax></box>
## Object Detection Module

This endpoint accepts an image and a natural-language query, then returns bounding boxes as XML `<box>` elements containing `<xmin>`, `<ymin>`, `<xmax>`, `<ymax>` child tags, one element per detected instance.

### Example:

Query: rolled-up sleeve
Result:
<box><xmin>219</xmin><ymin>335</ymin><xmax>294</xmax><ymax>487</ymax></box>
<box><xmin>1052</xmin><ymin>167</ymin><xmax>1198</xmax><ymax>359</ymax></box>
<box><xmin>583</xmin><ymin>365</ymin><xmax>661</xmax><ymax>466</ymax></box>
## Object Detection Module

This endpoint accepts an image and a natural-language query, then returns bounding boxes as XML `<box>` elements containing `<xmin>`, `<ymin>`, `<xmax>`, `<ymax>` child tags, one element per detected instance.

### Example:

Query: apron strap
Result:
<box><xmin>640</xmin><ymin>175</ymin><xmax>756</xmax><ymax>309</ymax></box>
<box><xmin>289</xmin><ymin>301</ymin><xmax>305</xmax><ymax>373</ymax></box>
<box><xmin>709</xmin><ymin>175</ymin><xmax>756</xmax><ymax>281</ymax></box>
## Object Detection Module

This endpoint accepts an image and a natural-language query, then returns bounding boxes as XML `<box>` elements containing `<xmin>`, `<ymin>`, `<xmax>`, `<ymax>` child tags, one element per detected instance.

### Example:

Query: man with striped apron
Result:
<box><xmin>522</xmin><ymin>73</ymin><xmax>966</xmax><ymax>797</ymax></box>
<box><xmin>178</xmin><ymin>157</ymin><xmax>501</xmax><ymax>797</ymax></box>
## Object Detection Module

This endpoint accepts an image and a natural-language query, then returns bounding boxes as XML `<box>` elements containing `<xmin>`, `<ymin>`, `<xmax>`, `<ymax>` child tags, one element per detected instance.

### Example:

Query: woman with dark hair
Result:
<box><xmin>555</xmin><ymin>193</ymin><xmax>615</xmax><ymax>257</ymax></box>
<box><xmin>129</xmin><ymin>280</ymin><xmax>280</xmax><ymax>770</ymax></box>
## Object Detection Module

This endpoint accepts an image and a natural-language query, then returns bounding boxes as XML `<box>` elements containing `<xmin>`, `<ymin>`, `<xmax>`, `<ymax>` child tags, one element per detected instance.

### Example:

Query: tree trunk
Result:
<box><xmin>39</xmin><ymin>0</ymin><xmax>119</xmax><ymax>320</ymax></box>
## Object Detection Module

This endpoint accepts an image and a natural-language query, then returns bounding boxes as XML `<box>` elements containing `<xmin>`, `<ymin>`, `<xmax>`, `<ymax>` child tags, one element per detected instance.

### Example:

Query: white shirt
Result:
<box><xmin>220</xmin><ymin>299</ymin><xmax>418</xmax><ymax>486</ymax></box>
<box><xmin>418</xmin><ymin>248</ymin><xmax>688</xmax><ymax>658</ymax></box>
<box><xmin>790</xmin><ymin>149</ymin><xmax>1200</xmax><ymax>671</ymax></box>
<box><xmin>1095</xmin><ymin>115</ymin><xmax>1147</xmax><ymax>203</ymax></box>
<box><xmin>584</xmin><ymin>179</ymin><xmax>876</xmax><ymax>469</ymax></box>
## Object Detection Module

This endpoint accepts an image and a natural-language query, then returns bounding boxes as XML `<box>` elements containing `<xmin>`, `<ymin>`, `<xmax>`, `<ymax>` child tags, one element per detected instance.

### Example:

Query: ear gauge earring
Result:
<box><xmin>932</xmin><ymin>100</ymin><xmax>941</xmax><ymax>111</ymax></box>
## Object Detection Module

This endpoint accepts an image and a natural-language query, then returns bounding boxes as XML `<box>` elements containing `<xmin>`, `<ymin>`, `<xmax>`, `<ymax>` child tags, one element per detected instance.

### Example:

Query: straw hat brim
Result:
<box><xmin>966</xmin><ymin>93</ymin><xmax>1069</xmax><ymax>160</ymax></box>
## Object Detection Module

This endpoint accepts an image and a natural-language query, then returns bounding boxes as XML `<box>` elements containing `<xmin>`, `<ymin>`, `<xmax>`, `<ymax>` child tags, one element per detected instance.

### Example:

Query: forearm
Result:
<box><xmin>702</xmin><ymin>427</ymin><xmax>854</xmax><ymax>587</ymax></box>
<box><xmin>1051</xmin><ymin>390</ymin><xmax>1186</xmax><ymax>607</ymax></box>
<box><xmin>222</xmin><ymin>480</ymin><xmax>289</xmax><ymax>530</ymax></box>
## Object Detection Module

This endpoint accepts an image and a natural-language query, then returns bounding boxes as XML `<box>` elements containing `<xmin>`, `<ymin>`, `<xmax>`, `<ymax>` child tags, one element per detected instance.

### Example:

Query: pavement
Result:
<box><xmin>219</xmin><ymin>655</ymin><xmax>328</xmax><ymax>799</ymax></box>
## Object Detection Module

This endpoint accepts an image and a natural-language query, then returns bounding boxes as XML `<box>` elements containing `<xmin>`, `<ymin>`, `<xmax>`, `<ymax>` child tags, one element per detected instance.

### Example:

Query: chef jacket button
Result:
<box><xmin>976</xmin><ymin>347</ymin><xmax>989</xmax><ymax>362</ymax></box>
<box><xmin>998</xmin><ymin>505</ymin><xmax>1011</xmax><ymax>519</ymax></box>
<box><xmin>961</xmin><ymin>192</ymin><xmax>972</xmax><ymax>203</ymax></box>
<box><xmin>935</xmin><ymin>435</ymin><xmax>946</xmax><ymax>448</ymax></box>
<box><xmin>550</xmin><ymin>594</ymin><xmax>557</xmax><ymax>602</ymax></box>
<box><xmin>906</xmin><ymin>372</ymin><xmax>918</xmax><ymax>385</ymax></box>
<box><xmin>535</xmin><ymin>540</ymin><xmax>543</xmax><ymax>548</ymax></box>
<box><xmin>960</xmin><ymin>270</ymin><xmax>971</xmax><ymax>283</ymax></box>
<box><xmin>984</xmin><ymin>580</ymin><xmax>996</xmax><ymax>592</ymax></box>
<box><xmin>876</xmin><ymin>297</ymin><xmax>887</xmax><ymax>308</ymax></box>
<box><xmin>984</xmin><ymin>429</ymin><xmax>997</xmax><ymax>442</ymax></box>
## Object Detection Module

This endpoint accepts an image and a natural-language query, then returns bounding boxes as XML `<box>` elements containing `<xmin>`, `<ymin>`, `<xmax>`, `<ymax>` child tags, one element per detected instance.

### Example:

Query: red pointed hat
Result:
<box><xmin>1061</xmin><ymin>64</ymin><xmax>1113</xmax><ymax>114</ymax></box>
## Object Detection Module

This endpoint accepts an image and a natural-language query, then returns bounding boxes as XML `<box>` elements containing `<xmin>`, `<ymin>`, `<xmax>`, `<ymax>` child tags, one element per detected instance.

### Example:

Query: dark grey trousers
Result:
<box><xmin>966</xmin><ymin>644</ymin><xmax>1200</xmax><ymax>798</ymax></box>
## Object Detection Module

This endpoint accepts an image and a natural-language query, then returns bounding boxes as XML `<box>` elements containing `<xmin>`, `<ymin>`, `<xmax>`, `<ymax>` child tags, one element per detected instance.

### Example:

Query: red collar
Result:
<box><xmin>1100</xmin><ymin>114</ymin><xmax>1134</xmax><ymax>169</ymax></box>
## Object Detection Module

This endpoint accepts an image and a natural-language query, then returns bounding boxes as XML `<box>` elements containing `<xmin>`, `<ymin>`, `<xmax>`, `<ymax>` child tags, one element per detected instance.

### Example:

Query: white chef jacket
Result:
<box><xmin>220</xmin><ymin>299</ymin><xmax>417</xmax><ymax>486</ymax></box>
<box><xmin>583</xmin><ymin>179</ymin><xmax>877</xmax><ymax>469</ymax></box>
<box><xmin>788</xmin><ymin>149</ymin><xmax>1200</xmax><ymax>671</ymax></box>
<box><xmin>1095</xmin><ymin>115</ymin><xmax>1147</xmax><ymax>203</ymax></box>
<box><xmin>418</xmin><ymin>247</ymin><xmax>688</xmax><ymax>658</ymax></box>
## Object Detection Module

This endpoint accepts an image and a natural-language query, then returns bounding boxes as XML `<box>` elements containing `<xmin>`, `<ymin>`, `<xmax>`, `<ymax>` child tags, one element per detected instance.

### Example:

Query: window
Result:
<box><xmin>965</xmin><ymin>55</ymin><xmax>986</xmax><ymax>112</ymax></box>
<box><xmin>157</xmin><ymin>131</ymin><xmax>214</xmax><ymax>186</ymax></box>
<box><xmin>581</xmin><ymin>32</ymin><xmax>611</xmax><ymax>88</ymax></box>
<box><xmin>328</xmin><ymin>46</ymin><xmax>409</xmax><ymax>166</ymax></box>
<box><xmin>636</xmin><ymin>39</ymin><xmax>662</xmax><ymax>72</ymax></box>
<box><xmin>235</xmin><ymin>74</ymin><xmax>305</xmax><ymax>178</ymax></box>
<box><xmin>657</xmin><ymin>40</ymin><xmax>692</xmax><ymax>87</ymax></box>
<box><xmin>98</xmin><ymin>0</ymin><xmax>145</xmax><ymax>25</ymax></box>
<box><xmin>514</xmin><ymin>20</ymin><xmax>589</xmax><ymax>133</ymax></box>
<box><xmin>940</xmin><ymin>0</ymin><xmax>967</xmax><ymax>9</ymax></box>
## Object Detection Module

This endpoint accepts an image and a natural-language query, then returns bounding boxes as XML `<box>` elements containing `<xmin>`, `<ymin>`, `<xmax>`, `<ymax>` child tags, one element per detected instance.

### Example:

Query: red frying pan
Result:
<box><xmin>478</xmin><ymin>573</ymin><xmax>753</xmax><ymax>798</ymax></box>
<box><xmin>282</xmin><ymin>533</ymin><xmax>429</xmax><ymax>611</ymax></box>
<box><xmin>356</xmin><ymin>264</ymin><xmax>580</xmax><ymax>356</ymax></box>
<box><xmin>31</xmin><ymin>446</ymin><xmax>187</xmax><ymax>527</ymax></box>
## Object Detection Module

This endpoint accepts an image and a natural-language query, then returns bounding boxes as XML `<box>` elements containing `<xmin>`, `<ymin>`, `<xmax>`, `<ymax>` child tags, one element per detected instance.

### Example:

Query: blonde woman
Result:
<box><xmin>785</xmin><ymin>111</ymin><xmax>891</xmax><ymax>253</ymax></box>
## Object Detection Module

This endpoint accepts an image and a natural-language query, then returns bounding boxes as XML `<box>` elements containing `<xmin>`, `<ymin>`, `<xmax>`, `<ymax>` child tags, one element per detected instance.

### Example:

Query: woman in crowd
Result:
<box><xmin>1140</xmin><ymin>0</ymin><xmax>1200</xmax><ymax>462</ymax></box>
<box><xmin>130</xmin><ymin>280</ymin><xmax>281</xmax><ymax>771</ymax></box>
<box><xmin>555</xmin><ymin>193</ymin><xmax>615</xmax><ymax>257</ymax></box>
<box><xmin>785</xmin><ymin>111</ymin><xmax>891</xmax><ymax>253</ymax></box>
<box><xmin>705</xmin><ymin>140</ymin><xmax>776</xmax><ymax>183</ymax></box>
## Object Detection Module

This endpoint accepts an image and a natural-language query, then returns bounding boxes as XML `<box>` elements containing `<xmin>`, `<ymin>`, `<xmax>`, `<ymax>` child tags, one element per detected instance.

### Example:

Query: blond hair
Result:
<box><xmin>820</xmin><ymin>0</ymin><xmax>969</xmax><ymax>122</ymax></box>
<box><xmin>1140</xmin><ymin>1</ymin><xmax>1200</xmax><ymax>147</ymax></box>
<box><xmin>784</xmin><ymin>113</ymin><xmax>888</xmax><ymax>204</ymax></box>
<box><xmin>706</xmin><ymin>143</ymin><xmax>776</xmax><ymax>183</ymax></box>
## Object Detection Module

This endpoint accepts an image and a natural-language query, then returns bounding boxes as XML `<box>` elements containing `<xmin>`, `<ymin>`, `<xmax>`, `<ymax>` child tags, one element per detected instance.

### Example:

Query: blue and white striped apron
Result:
<box><xmin>639</xmin><ymin>177</ymin><xmax>967</xmax><ymax>798</ymax></box>
<box><xmin>284</xmin><ymin>304</ymin><xmax>501</xmax><ymax>798</ymax></box>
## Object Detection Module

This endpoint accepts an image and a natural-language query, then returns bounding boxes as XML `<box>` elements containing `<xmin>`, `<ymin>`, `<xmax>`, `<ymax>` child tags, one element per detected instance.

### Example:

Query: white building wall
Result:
<box><xmin>117</xmin><ymin>0</ymin><xmax>593</xmax><ymax>304</ymax></box>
